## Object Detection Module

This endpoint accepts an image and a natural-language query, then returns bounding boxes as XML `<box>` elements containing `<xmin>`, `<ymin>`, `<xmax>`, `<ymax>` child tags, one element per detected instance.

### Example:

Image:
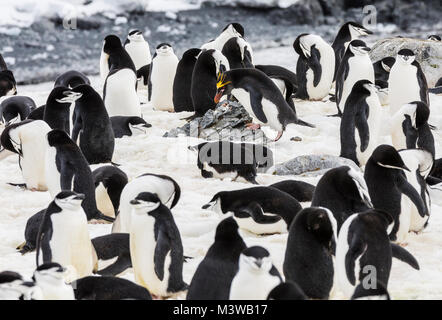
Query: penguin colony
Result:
<box><xmin>0</xmin><ymin>20</ymin><xmax>441</xmax><ymax>301</ymax></box>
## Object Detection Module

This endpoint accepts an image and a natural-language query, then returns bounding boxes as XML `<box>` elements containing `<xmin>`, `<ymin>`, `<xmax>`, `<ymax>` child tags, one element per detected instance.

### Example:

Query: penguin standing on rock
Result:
<box><xmin>71</xmin><ymin>84</ymin><xmax>115</xmax><ymax>164</ymax></box>
<box><xmin>311</xmin><ymin>166</ymin><xmax>372</xmax><ymax>230</ymax></box>
<box><xmin>173</xmin><ymin>48</ymin><xmax>201</xmax><ymax>112</ymax></box>
<box><xmin>336</xmin><ymin>209</ymin><xmax>420</xmax><ymax>298</ymax></box>
<box><xmin>364</xmin><ymin>145</ymin><xmax>428</xmax><ymax>243</ymax></box>
<box><xmin>124</xmin><ymin>29</ymin><xmax>152</xmax><ymax>88</ymax></box>
<box><xmin>129</xmin><ymin>192</ymin><xmax>188</xmax><ymax>299</ymax></box>
<box><xmin>293</xmin><ymin>33</ymin><xmax>335</xmax><ymax>101</ymax></box>
<box><xmin>0</xmin><ymin>96</ymin><xmax>36</xmax><ymax>124</ymax></box>
<box><xmin>283</xmin><ymin>207</ymin><xmax>337</xmax><ymax>300</ymax></box>
<box><xmin>44</xmin><ymin>129</ymin><xmax>114</xmax><ymax>223</ymax></box>
<box><xmin>187</xmin><ymin>217</ymin><xmax>246</xmax><ymax>300</ymax></box>
<box><xmin>340</xmin><ymin>79</ymin><xmax>383</xmax><ymax>166</ymax></box>
<box><xmin>100</xmin><ymin>34</ymin><xmax>136</xmax><ymax>81</ymax></box>
<box><xmin>214</xmin><ymin>69</ymin><xmax>314</xmax><ymax>141</ymax></box>
<box><xmin>388</xmin><ymin>49</ymin><xmax>429</xmax><ymax>115</ymax></box>
<box><xmin>229</xmin><ymin>246</ymin><xmax>282</xmax><ymax>300</ymax></box>
<box><xmin>191</xmin><ymin>49</ymin><xmax>230</xmax><ymax>117</ymax></box>
<box><xmin>0</xmin><ymin>119</ymin><xmax>51</xmax><ymax>191</ymax></box>
<box><xmin>149</xmin><ymin>43</ymin><xmax>179</xmax><ymax>112</ymax></box>
<box><xmin>331</xmin><ymin>22</ymin><xmax>372</xmax><ymax>81</ymax></box>
<box><xmin>36</xmin><ymin>191</ymin><xmax>96</xmax><ymax>280</ymax></box>
<box><xmin>335</xmin><ymin>40</ymin><xmax>374</xmax><ymax>115</ymax></box>
<box><xmin>390</xmin><ymin>101</ymin><xmax>434</xmax><ymax>158</ymax></box>
<box><xmin>43</xmin><ymin>86</ymin><xmax>82</xmax><ymax>134</ymax></box>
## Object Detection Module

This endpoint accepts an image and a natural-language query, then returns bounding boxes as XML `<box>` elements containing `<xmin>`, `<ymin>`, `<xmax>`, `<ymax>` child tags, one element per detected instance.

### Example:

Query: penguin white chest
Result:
<box><xmin>388</xmin><ymin>65</ymin><xmax>421</xmax><ymax>115</ymax></box>
<box><xmin>150</xmin><ymin>54</ymin><xmax>179</xmax><ymax>111</ymax></box>
<box><xmin>104</xmin><ymin>69</ymin><xmax>141</xmax><ymax>117</ymax></box>
<box><xmin>231</xmin><ymin>88</ymin><xmax>282</xmax><ymax>132</ymax></box>
<box><xmin>125</xmin><ymin>41</ymin><xmax>151</xmax><ymax>70</ymax></box>
<box><xmin>230</xmin><ymin>270</ymin><xmax>280</xmax><ymax>300</ymax></box>
<box><xmin>130</xmin><ymin>214</ymin><xmax>171</xmax><ymax>296</ymax></box>
<box><xmin>49</xmin><ymin>210</ymin><xmax>93</xmax><ymax>279</ymax></box>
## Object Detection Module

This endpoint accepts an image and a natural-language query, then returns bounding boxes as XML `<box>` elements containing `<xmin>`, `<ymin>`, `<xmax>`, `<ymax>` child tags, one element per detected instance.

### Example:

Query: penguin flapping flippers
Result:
<box><xmin>390</xmin><ymin>243</ymin><xmax>420</xmax><ymax>270</ymax></box>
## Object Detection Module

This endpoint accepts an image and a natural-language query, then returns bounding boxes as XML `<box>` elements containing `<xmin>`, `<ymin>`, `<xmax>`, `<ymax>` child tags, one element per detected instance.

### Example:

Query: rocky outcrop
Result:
<box><xmin>370</xmin><ymin>38</ymin><xmax>442</xmax><ymax>87</ymax></box>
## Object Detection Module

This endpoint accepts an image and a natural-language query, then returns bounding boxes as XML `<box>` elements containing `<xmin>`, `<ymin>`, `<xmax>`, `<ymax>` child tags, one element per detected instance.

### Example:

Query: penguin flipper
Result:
<box><xmin>339</xmin><ymin>110</ymin><xmax>359</xmax><ymax>166</ymax></box>
<box><xmin>390</xmin><ymin>243</ymin><xmax>420</xmax><ymax>270</ymax></box>
<box><xmin>154</xmin><ymin>228</ymin><xmax>171</xmax><ymax>281</ymax></box>
<box><xmin>397</xmin><ymin>173</ymin><xmax>427</xmax><ymax>218</ymax></box>
<box><xmin>236</xmin><ymin>202</ymin><xmax>282</xmax><ymax>224</ymax></box>
<box><xmin>96</xmin><ymin>256</ymin><xmax>132</xmax><ymax>276</ymax></box>
<box><xmin>355</xmin><ymin>104</ymin><xmax>370</xmax><ymax>153</ymax></box>
<box><xmin>243</xmin><ymin>83</ymin><xmax>268</xmax><ymax>124</ymax></box>
<box><xmin>60</xmin><ymin>161</ymin><xmax>75</xmax><ymax>191</ymax></box>
<box><xmin>345</xmin><ymin>237</ymin><xmax>367</xmax><ymax>286</ymax></box>
<box><xmin>308</xmin><ymin>45</ymin><xmax>322</xmax><ymax>87</ymax></box>
<box><xmin>402</xmin><ymin>118</ymin><xmax>418</xmax><ymax>149</ymax></box>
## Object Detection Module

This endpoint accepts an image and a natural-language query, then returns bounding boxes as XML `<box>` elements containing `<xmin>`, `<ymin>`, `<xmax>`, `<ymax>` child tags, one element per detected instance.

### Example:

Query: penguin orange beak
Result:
<box><xmin>214</xmin><ymin>88</ymin><xmax>225</xmax><ymax>104</ymax></box>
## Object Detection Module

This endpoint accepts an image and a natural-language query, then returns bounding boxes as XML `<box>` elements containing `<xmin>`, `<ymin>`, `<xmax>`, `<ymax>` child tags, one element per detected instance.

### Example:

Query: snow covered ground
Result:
<box><xmin>0</xmin><ymin>45</ymin><xmax>442</xmax><ymax>300</ymax></box>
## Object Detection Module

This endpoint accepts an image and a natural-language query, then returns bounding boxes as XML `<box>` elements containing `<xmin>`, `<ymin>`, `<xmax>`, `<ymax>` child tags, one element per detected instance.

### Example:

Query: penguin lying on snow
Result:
<box><xmin>293</xmin><ymin>33</ymin><xmax>335</xmax><ymax>101</ymax></box>
<box><xmin>0</xmin><ymin>96</ymin><xmax>36</xmax><ymax>124</ymax></box>
<box><xmin>0</xmin><ymin>271</ymin><xmax>42</xmax><ymax>300</ymax></box>
<box><xmin>336</xmin><ymin>209</ymin><xmax>420</xmax><ymax>299</ymax></box>
<box><xmin>283</xmin><ymin>207</ymin><xmax>337</xmax><ymax>300</ymax></box>
<box><xmin>269</xmin><ymin>180</ymin><xmax>315</xmax><ymax>202</ymax></box>
<box><xmin>54</xmin><ymin>70</ymin><xmax>90</xmax><ymax>88</ymax></box>
<box><xmin>267</xmin><ymin>282</ymin><xmax>307</xmax><ymax>300</ymax></box>
<box><xmin>187</xmin><ymin>217</ymin><xmax>246</xmax><ymax>300</ymax></box>
<box><xmin>36</xmin><ymin>191</ymin><xmax>96</xmax><ymax>280</ymax></box>
<box><xmin>202</xmin><ymin>186</ymin><xmax>302</xmax><ymax>235</ymax></box>
<box><xmin>110</xmin><ymin>116</ymin><xmax>151</xmax><ymax>138</ymax></box>
<box><xmin>33</xmin><ymin>263</ymin><xmax>74</xmax><ymax>300</ymax></box>
<box><xmin>214</xmin><ymin>69</ymin><xmax>314</xmax><ymax>141</ymax></box>
<box><xmin>73</xmin><ymin>276</ymin><xmax>152</xmax><ymax>300</ymax></box>
<box><xmin>173</xmin><ymin>48</ymin><xmax>201</xmax><ymax>112</ymax></box>
<box><xmin>311</xmin><ymin>166</ymin><xmax>372</xmax><ymax>230</ymax></box>
<box><xmin>230</xmin><ymin>246</ymin><xmax>282</xmax><ymax>300</ymax></box>
<box><xmin>129</xmin><ymin>192</ymin><xmax>188</xmax><ymax>299</ymax></box>
<box><xmin>364</xmin><ymin>144</ymin><xmax>428</xmax><ymax>243</ymax></box>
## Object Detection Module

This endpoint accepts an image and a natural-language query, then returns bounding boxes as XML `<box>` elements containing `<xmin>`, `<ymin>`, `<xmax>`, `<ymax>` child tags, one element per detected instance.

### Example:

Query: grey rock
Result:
<box><xmin>370</xmin><ymin>37</ymin><xmax>442</xmax><ymax>87</ymax></box>
<box><xmin>273</xmin><ymin>154</ymin><xmax>359</xmax><ymax>177</ymax></box>
<box><xmin>164</xmin><ymin>100</ymin><xmax>269</xmax><ymax>143</ymax></box>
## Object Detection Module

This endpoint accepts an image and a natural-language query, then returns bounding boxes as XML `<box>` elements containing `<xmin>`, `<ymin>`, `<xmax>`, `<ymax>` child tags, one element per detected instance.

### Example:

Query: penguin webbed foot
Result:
<box><xmin>245</xmin><ymin>123</ymin><xmax>261</xmax><ymax>130</ymax></box>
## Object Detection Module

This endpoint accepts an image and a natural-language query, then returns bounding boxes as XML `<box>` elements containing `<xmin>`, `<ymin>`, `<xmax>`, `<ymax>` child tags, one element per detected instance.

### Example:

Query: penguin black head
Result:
<box><xmin>369</xmin><ymin>209</ymin><xmax>394</xmax><ymax>232</ymax></box>
<box><xmin>371</xmin><ymin>144</ymin><xmax>410</xmax><ymax>171</ymax></box>
<box><xmin>345</xmin><ymin>22</ymin><xmax>373</xmax><ymax>37</ymax></box>
<box><xmin>103</xmin><ymin>35</ymin><xmax>122</xmax><ymax>54</ymax></box>
<box><xmin>127</xmin><ymin>116</ymin><xmax>152</xmax><ymax>135</ymax></box>
<box><xmin>304</xmin><ymin>207</ymin><xmax>335</xmax><ymax>251</ymax></box>
<box><xmin>0</xmin><ymin>70</ymin><xmax>17</xmax><ymax>97</ymax></box>
<box><xmin>397</xmin><ymin>49</ymin><xmax>415</xmax><ymax>64</ymax></box>
<box><xmin>293</xmin><ymin>33</ymin><xmax>311</xmax><ymax>58</ymax></box>
<box><xmin>381</xmin><ymin>57</ymin><xmax>396</xmax><ymax>72</ymax></box>
<box><xmin>223</xmin><ymin>23</ymin><xmax>244</xmax><ymax>38</ymax></box>
<box><xmin>413</xmin><ymin>101</ymin><xmax>430</xmax><ymax>127</ymax></box>
<box><xmin>182</xmin><ymin>48</ymin><xmax>202</xmax><ymax>60</ymax></box>
<box><xmin>70</xmin><ymin>84</ymin><xmax>97</xmax><ymax>100</ymax></box>
<box><xmin>54</xmin><ymin>191</ymin><xmax>85</xmax><ymax>211</ymax></box>
<box><xmin>47</xmin><ymin>86</ymin><xmax>82</xmax><ymax>105</ymax></box>
<box><xmin>214</xmin><ymin>216</ymin><xmax>242</xmax><ymax>242</ymax></box>
<box><xmin>0</xmin><ymin>271</ymin><xmax>23</xmax><ymax>284</ymax></box>
<box><xmin>33</xmin><ymin>263</ymin><xmax>66</xmax><ymax>282</ymax></box>
<box><xmin>130</xmin><ymin>192</ymin><xmax>161</xmax><ymax>214</ymax></box>
<box><xmin>348</xmin><ymin>40</ymin><xmax>370</xmax><ymax>55</ymax></box>
<box><xmin>46</xmin><ymin>129</ymin><xmax>74</xmax><ymax>147</ymax></box>
<box><xmin>352</xmin><ymin>79</ymin><xmax>376</xmax><ymax>96</ymax></box>
<box><xmin>428</xmin><ymin>35</ymin><xmax>441</xmax><ymax>41</ymax></box>
<box><xmin>267</xmin><ymin>281</ymin><xmax>307</xmax><ymax>300</ymax></box>
<box><xmin>156</xmin><ymin>43</ymin><xmax>173</xmax><ymax>55</ymax></box>
<box><xmin>214</xmin><ymin>71</ymin><xmax>233</xmax><ymax>104</ymax></box>
<box><xmin>351</xmin><ymin>280</ymin><xmax>390</xmax><ymax>300</ymax></box>
<box><xmin>202</xmin><ymin>191</ymin><xmax>226</xmax><ymax>213</ymax></box>
<box><xmin>239</xmin><ymin>246</ymin><xmax>273</xmax><ymax>272</ymax></box>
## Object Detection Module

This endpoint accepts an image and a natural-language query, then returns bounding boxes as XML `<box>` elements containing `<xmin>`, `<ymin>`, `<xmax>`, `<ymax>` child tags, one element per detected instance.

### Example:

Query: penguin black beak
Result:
<box><xmin>254</xmin><ymin>259</ymin><xmax>263</xmax><ymax>268</ymax></box>
<box><xmin>361</xmin><ymin>47</ymin><xmax>371</xmax><ymax>53</ymax></box>
<box><xmin>74</xmin><ymin>194</ymin><xmax>85</xmax><ymax>200</ymax></box>
<box><xmin>363</xmin><ymin>28</ymin><xmax>373</xmax><ymax>35</ymax></box>
<box><xmin>130</xmin><ymin>199</ymin><xmax>140</xmax><ymax>205</ymax></box>
<box><xmin>401</xmin><ymin>164</ymin><xmax>411</xmax><ymax>172</ymax></box>
<box><xmin>143</xmin><ymin>123</ymin><xmax>152</xmax><ymax>128</ymax></box>
<box><xmin>202</xmin><ymin>203</ymin><xmax>211</xmax><ymax>209</ymax></box>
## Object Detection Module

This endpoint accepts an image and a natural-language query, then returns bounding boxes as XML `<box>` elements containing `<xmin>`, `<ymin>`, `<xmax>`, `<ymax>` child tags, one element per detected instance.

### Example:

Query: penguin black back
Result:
<box><xmin>103</xmin><ymin>35</ymin><xmax>136</xmax><ymax>74</ymax></box>
<box><xmin>187</xmin><ymin>217</ymin><xmax>246</xmax><ymax>300</ymax></box>
<box><xmin>173</xmin><ymin>48</ymin><xmax>201</xmax><ymax>112</ymax></box>
<box><xmin>270</xmin><ymin>180</ymin><xmax>315</xmax><ymax>202</ymax></box>
<box><xmin>0</xmin><ymin>96</ymin><xmax>35</xmax><ymax>123</ymax></box>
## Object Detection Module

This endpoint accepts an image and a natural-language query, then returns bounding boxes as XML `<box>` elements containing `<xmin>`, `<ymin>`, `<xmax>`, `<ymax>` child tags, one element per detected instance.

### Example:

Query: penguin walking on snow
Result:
<box><xmin>187</xmin><ymin>217</ymin><xmax>246</xmax><ymax>300</ymax></box>
<box><xmin>293</xmin><ymin>33</ymin><xmax>335</xmax><ymax>101</ymax></box>
<box><xmin>124</xmin><ymin>29</ymin><xmax>152</xmax><ymax>89</ymax></box>
<box><xmin>0</xmin><ymin>96</ymin><xmax>35</xmax><ymax>124</ymax></box>
<box><xmin>149</xmin><ymin>43</ymin><xmax>179</xmax><ymax>112</ymax></box>
<box><xmin>229</xmin><ymin>246</ymin><xmax>281</xmax><ymax>300</ymax></box>
<box><xmin>100</xmin><ymin>34</ymin><xmax>136</xmax><ymax>82</ymax></box>
<box><xmin>110</xmin><ymin>116</ymin><xmax>151</xmax><ymax>138</ymax></box>
<box><xmin>336</xmin><ymin>209</ymin><xmax>420</xmax><ymax>298</ymax></box>
<box><xmin>364</xmin><ymin>145</ymin><xmax>428</xmax><ymax>243</ymax></box>
<box><xmin>390</xmin><ymin>101</ymin><xmax>434</xmax><ymax>158</ymax></box>
<box><xmin>388</xmin><ymin>49</ymin><xmax>429</xmax><ymax>116</ymax></box>
<box><xmin>214</xmin><ymin>69</ymin><xmax>314</xmax><ymax>141</ymax></box>
<box><xmin>283</xmin><ymin>207</ymin><xmax>337</xmax><ymax>299</ymax></box>
<box><xmin>311</xmin><ymin>166</ymin><xmax>372</xmax><ymax>230</ymax></box>
<box><xmin>36</xmin><ymin>191</ymin><xmax>96</xmax><ymax>280</ymax></box>
<box><xmin>33</xmin><ymin>263</ymin><xmax>75</xmax><ymax>300</ymax></box>
<box><xmin>112</xmin><ymin>173</ymin><xmax>181</xmax><ymax>233</ymax></box>
<box><xmin>335</xmin><ymin>40</ymin><xmax>374</xmax><ymax>115</ymax></box>
<box><xmin>191</xmin><ymin>49</ymin><xmax>230</xmax><ymax>117</ymax></box>
<box><xmin>340</xmin><ymin>80</ymin><xmax>383</xmax><ymax>166</ymax></box>
<box><xmin>202</xmin><ymin>186</ymin><xmax>302</xmax><ymax>235</ymax></box>
<box><xmin>1</xmin><ymin>119</ymin><xmax>51</xmax><ymax>191</ymax></box>
<box><xmin>173</xmin><ymin>48</ymin><xmax>202</xmax><ymax>112</ymax></box>
<box><xmin>71</xmin><ymin>84</ymin><xmax>115</xmax><ymax>164</ymax></box>
<box><xmin>331</xmin><ymin>22</ymin><xmax>372</xmax><ymax>81</ymax></box>
<box><xmin>129</xmin><ymin>192</ymin><xmax>187</xmax><ymax>299</ymax></box>
<box><xmin>44</xmin><ymin>129</ymin><xmax>114</xmax><ymax>223</ymax></box>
